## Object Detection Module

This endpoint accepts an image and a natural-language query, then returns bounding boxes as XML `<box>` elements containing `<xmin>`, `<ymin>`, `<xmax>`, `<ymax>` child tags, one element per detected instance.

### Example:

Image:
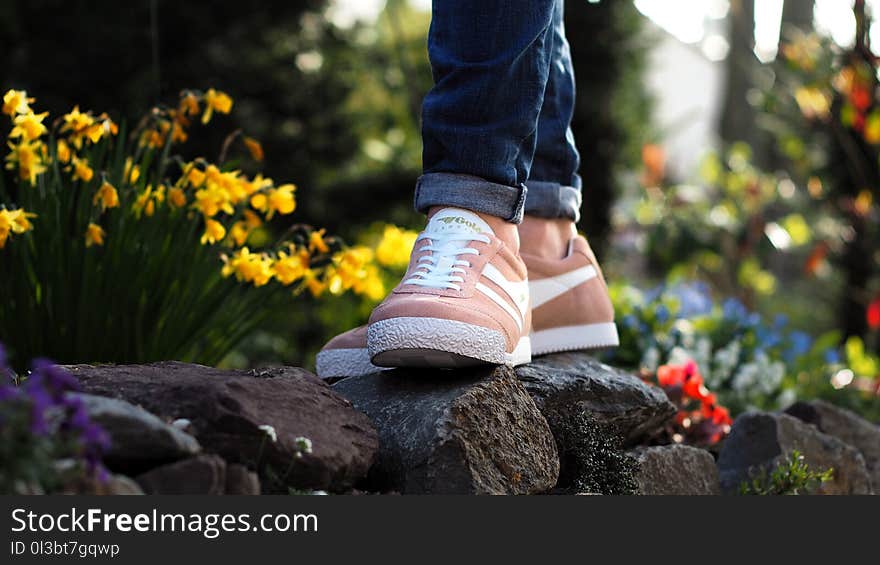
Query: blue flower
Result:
<box><xmin>671</xmin><ymin>281</ymin><xmax>713</xmax><ymax>318</ymax></box>
<box><xmin>755</xmin><ymin>326</ymin><xmax>782</xmax><ymax>349</ymax></box>
<box><xmin>773</xmin><ymin>314</ymin><xmax>789</xmax><ymax>330</ymax></box>
<box><xmin>722</xmin><ymin>297</ymin><xmax>749</xmax><ymax>321</ymax></box>
<box><xmin>655</xmin><ymin>304</ymin><xmax>670</xmax><ymax>323</ymax></box>
<box><xmin>824</xmin><ymin>348</ymin><xmax>841</xmax><ymax>364</ymax></box>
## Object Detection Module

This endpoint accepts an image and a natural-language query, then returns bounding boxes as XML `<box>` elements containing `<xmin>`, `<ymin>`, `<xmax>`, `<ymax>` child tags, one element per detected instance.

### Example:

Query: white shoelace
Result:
<box><xmin>403</xmin><ymin>231</ymin><xmax>490</xmax><ymax>291</ymax></box>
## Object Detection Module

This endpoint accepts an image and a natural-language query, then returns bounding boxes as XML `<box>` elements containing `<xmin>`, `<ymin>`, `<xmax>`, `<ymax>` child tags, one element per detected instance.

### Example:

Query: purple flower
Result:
<box><xmin>30</xmin><ymin>359</ymin><xmax>79</xmax><ymax>399</ymax></box>
<box><xmin>27</xmin><ymin>386</ymin><xmax>52</xmax><ymax>436</ymax></box>
<box><xmin>0</xmin><ymin>385</ymin><xmax>19</xmax><ymax>402</ymax></box>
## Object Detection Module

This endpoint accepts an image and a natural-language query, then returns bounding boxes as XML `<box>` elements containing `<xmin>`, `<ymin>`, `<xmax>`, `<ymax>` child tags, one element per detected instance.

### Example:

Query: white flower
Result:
<box><xmin>258</xmin><ymin>424</ymin><xmax>277</xmax><ymax>443</ymax></box>
<box><xmin>776</xmin><ymin>389</ymin><xmax>797</xmax><ymax>409</ymax></box>
<box><xmin>293</xmin><ymin>436</ymin><xmax>313</xmax><ymax>457</ymax></box>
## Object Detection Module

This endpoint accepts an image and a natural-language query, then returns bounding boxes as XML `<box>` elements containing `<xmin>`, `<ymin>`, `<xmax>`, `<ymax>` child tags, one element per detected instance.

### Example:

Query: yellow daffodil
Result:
<box><xmin>5</xmin><ymin>139</ymin><xmax>46</xmax><ymax>185</ymax></box>
<box><xmin>303</xmin><ymin>269</ymin><xmax>326</xmax><ymax>297</ymax></box>
<box><xmin>2</xmin><ymin>89</ymin><xmax>33</xmax><ymax>116</ymax></box>
<box><xmin>9</xmin><ymin>111</ymin><xmax>49</xmax><ymax>141</ymax></box>
<box><xmin>326</xmin><ymin>246</ymin><xmax>374</xmax><ymax>295</ymax></box>
<box><xmin>194</xmin><ymin>184</ymin><xmax>235</xmax><ymax>217</ymax></box>
<box><xmin>309</xmin><ymin>228</ymin><xmax>330</xmax><ymax>254</ymax></box>
<box><xmin>84</xmin><ymin>223</ymin><xmax>105</xmax><ymax>247</ymax></box>
<box><xmin>229</xmin><ymin>221</ymin><xmax>249</xmax><ymax>246</ymax></box>
<box><xmin>170</xmin><ymin>119</ymin><xmax>188</xmax><ymax>144</ymax></box>
<box><xmin>124</xmin><ymin>157</ymin><xmax>141</xmax><ymax>184</ymax></box>
<box><xmin>179</xmin><ymin>91</ymin><xmax>200</xmax><ymax>117</ymax></box>
<box><xmin>183</xmin><ymin>164</ymin><xmax>206</xmax><ymax>188</ymax></box>
<box><xmin>60</xmin><ymin>106</ymin><xmax>96</xmax><ymax>149</ymax></box>
<box><xmin>353</xmin><ymin>265</ymin><xmax>386</xmax><ymax>301</ymax></box>
<box><xmin>243</xmin><ymin>136</ymin><xmax>264</xmax><ymax>161</ymax></box>
<box><xmin>168</xmin><ymin>187</ymin><xmax>187</xmax><ymax>208</ymax></box>
<box><xmin>250</xmin><ymin>184</ymin><xmax>295</xmax><ymax>219</ymax></box>
<box><xmin>272</xmin><ymin>248</ymin><xmax>309</xmax><ymax>285</ymax></box>
<box><xmin>0</xmin><ymin>208</ymin><xmax>36</xmax><ymax>248</ymax></box>
<box><xmin>269</xmin><ymin>184</ymin><xmax>296</xmax><ymax>216</ymax></box>
<box><xmin>92</xmin><ymin>181</ymin><xmax>120</xmax><ymax>211</ymax></box>
<box><xmin>56</xmin><ymin>139</ymin><xmax>71</xmax><ymax>163</ymax></box>
<box><xmin>201</xmin><ymin>89</ymin><xmax>233</xmax><ymax>124</ymax></box>
<box><xmin>132</xmin><ymin>185</ymin><xmax>160</xmax><ymax>218</ymax></box>
<box><xmin>221</xmin><ymin>247</ymin><xmax>273</xmax><ymax>286</ymax></box>
<box><xmin>375</xmin><ymin>225</ymin><xmax>418</xmax><ymax>267</ymax></box>
<box><xmin>71</xmin><ymin>156</ymin><xmax>94</xmax><ymax>183</ymax></box>
<box><xmin>200</xmin><ymin>218</ymin><xmax>227</xmax><ymax>245</ymax></box>
<box><xmin>243</xmin><ymin>209</ymin><xmax>262</xmax><ymax>229</ymax></box>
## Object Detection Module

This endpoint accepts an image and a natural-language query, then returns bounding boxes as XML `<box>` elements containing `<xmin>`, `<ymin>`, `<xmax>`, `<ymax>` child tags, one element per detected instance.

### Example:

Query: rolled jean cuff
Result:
<box><xmin>414</xmin><ymin>172</ymin><xmax>527</xmax><ymax>223</ymax></box>
<box><xmin>523</xmin><ymin>180</ymin><xmax>582</xmax><ymax>222</ymax></box>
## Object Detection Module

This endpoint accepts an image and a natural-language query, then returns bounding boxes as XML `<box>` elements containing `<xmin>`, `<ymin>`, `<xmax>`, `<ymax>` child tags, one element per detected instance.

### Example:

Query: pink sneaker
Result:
<box><xmin>315</xmin><ymin>326</ymin><xmax>385</xmax><ymax>379</ymax></box>
<box><xmin>521</xmin><ymin>234</ymin><xmax>619</xmax><ymax>355</ymax></box>
<box><xmin>367</xmin><ymin>208</ymin><xmax>531</xmax><ymax>368</ymax></box>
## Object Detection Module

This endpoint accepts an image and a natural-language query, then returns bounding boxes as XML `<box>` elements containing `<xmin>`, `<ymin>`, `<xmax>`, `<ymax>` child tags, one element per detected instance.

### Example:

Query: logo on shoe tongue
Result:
<box><xmin>436</xmin><ymin>216</ymin><xmax>482</xmax><ymax>233</ymax></box>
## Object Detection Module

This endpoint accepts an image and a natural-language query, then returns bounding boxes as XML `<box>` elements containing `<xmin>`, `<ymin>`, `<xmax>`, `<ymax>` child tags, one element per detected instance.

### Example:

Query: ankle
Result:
<box><xmin>518</xmin><ymin>215</ymin><xmax>576</xmax><ymax>259</ymax></box>
<box><xmin>427</xmin><ymin>206</ymin><xmax>520</xmax><ymax>253</ymax></box>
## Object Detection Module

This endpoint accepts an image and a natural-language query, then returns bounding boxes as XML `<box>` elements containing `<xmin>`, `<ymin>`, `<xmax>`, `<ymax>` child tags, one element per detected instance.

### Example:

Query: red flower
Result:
<box><xmin>682</xmin><ymin>370</ymin><xmax>706</xmax><ymax>400</ymax></box>
<box><xmin>868</xmin><ymin>297</ymin><xmax>880</xmax><ymax>330</ymax></box>
<box><xmin>853</xmin><ymin>112</ymin><xmax>866</xmax><ymax>132</ymax></box>
<box><xmin>851</xmin><ymin>86</ymin><xmax>872</xmax><ymax>112</ymax></box>
<box><xmin>657</xmin><ymin>364</ymin><xmax>686</xmax><ymax>387</ymax></box>
<box><xmin>711</xmin><ymin>405</ymin><xmax>732</xmax><ymax>426</ymax></box>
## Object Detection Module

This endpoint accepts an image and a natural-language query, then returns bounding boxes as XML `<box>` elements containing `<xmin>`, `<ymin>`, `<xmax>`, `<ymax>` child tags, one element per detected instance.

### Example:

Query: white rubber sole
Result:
<box><xmin>315</xmin><ymin>348</ymin><xmax>386</xmax><ymax>380</ymax></box>
<box><xmin>530</xmin><ymin>322</ymin><xmax>619</xmax><ymax>356</ymax></box>
<box><xmin>368</xmin><ymin>316</ymin><xmax>531</xmax><ymax>368</ymax></box>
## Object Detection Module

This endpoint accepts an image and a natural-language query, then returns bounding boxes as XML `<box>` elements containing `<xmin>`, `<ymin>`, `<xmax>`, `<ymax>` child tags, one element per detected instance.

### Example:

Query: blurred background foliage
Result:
<box><xmin>1</xmin><ymin>0</ymin><xmax>877</xmax><ymax>421</ymax></box>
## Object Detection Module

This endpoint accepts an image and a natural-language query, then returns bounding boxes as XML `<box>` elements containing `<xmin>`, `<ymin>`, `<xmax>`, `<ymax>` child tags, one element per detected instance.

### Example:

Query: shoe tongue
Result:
<box><xmin>425</xmin><ymin>208</ymin><xmax>494</xmax><ymax>237</ymax></box>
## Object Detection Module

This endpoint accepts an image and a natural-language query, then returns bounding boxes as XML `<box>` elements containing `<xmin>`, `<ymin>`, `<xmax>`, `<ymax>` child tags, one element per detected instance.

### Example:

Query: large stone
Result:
<box><xmin>226</xmin><ymin>463</ymin><xmax>261</xmax><ymax>495</ymax></box>
<box><xmin>332</xmin><ymin>366</ymin><xmax>559</xmax><ymax>494</ymax></box>
<box><xmin>70</xmin><ymin>393</ymin><xmax>201</xmax><ymax>474</ymax></box>
<box><xmin>136</xmin><ymin>455</ymin><xmax>227</xmax><ymax>495</ymax></box>
<box><xmin>629</xmin><ymin>445</ymin><xmax>721</xmax><ymax>495</ymax></box>
<box><xmin>785</xmin><ymin>400</ymin><xmax>880</xmax><ymax>492</ymax></box>
<box><xmin>67</xmin><ymin>362</ymin><xmax>378</xmax><ymax>493</ymax></box>
<box><xmin>62</xmin><ymin>473</ymin><xmax>145</xmax><ymax>495</ymax></box>
<box><xmin>515</xmin><ymin>353</ymin><xmax>675</xmax><ymax>445</ymax></box>
<box><xmin>717</xmin><ymin>412</ymin><xmax>873</xmax><ymax>495</ymax></box>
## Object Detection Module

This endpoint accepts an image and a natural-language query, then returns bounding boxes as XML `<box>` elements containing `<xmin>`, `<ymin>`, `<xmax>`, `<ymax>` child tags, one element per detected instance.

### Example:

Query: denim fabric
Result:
<box><xmin>416</xmin><ymin>0</ymin><xmax>582</xmax><ymax>223</ymax></box>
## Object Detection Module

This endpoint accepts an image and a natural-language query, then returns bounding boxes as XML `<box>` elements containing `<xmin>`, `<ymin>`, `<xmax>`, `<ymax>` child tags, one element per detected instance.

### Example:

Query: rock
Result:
<box><xmin>67</xmin><ymin>362</ymin><xmax>378</xmax><ymax>493</ymax></box>
<box><xmin>717</xmin><ymin>412</ymin><xmax>873</xmax><ymax>495</ymax></box>
<box><xmin>515</xmin><ymin>353</ymin><xmax>675</xmax><ymax>444</ymax></box>
<box><xmin>92</xmin><ymin>474</ymin><xmax>144</xmax><ymax>495</ymax></box>
<box><xmin>63</xmin><ymin>473</ymin><xmax>145</xmax><ymax>495</ymax></box>
<box><xmin>785</xmin><ymin>400</ymin><xmax>880</xmax><ymax>492</ymax></box>
<box><xmin>70</xmin><ymin>393</ymin><xmax>201</xmax><ymax>474</ymax></box>
<box><xmin>629</xmin><ymin>445</ymin><xmax>720</xmax><ymax>495</ymax></box>
<box><xmin>136</xmin><ymin>455</ymin><xmax>227</xmax><ymax>495</ymax></box>
<box><xmin>332</xmin><ymin>366</ymin><xmax>559</xmax><ymax>494</ymax></box>
<box><xmin>226</xmin><ymin>464</ymin><xmax>261</xmax><ymax>495</ymax></box>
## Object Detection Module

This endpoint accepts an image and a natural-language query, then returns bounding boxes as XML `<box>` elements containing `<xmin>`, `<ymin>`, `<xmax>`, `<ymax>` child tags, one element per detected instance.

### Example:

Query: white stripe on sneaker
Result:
<box><xmin>476</xmin><ymin>282</ymin><xmax>523</xmax><ymax>331</ymax></box>
<box><xmin>481</xmin><ymin>263</ymin><xmax>530</xmax><ymax>318</ymax></box>
<box><xmin>529</xmin><ymin>265</ymin><xmax>598</xmax><ymax>309</ymax></box>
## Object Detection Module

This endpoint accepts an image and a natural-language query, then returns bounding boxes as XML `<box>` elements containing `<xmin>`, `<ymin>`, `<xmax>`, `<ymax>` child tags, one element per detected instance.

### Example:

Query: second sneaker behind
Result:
<box><xmin>367</xmin><ymin>208</ymin><xmax>531</xmax><ymax>368</ymax></box>
<box><xmin>521</xmin><ymin>235</ymin><xmax>619</xmax><ymax>355</ymax></box>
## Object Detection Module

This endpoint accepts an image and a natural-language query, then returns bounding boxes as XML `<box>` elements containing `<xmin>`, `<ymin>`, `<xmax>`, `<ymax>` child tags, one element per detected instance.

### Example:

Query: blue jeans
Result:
<box><xmin>415</xmin><ymin>0</ymin><xmax>582</xmax><ymax>223</ymax></box>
